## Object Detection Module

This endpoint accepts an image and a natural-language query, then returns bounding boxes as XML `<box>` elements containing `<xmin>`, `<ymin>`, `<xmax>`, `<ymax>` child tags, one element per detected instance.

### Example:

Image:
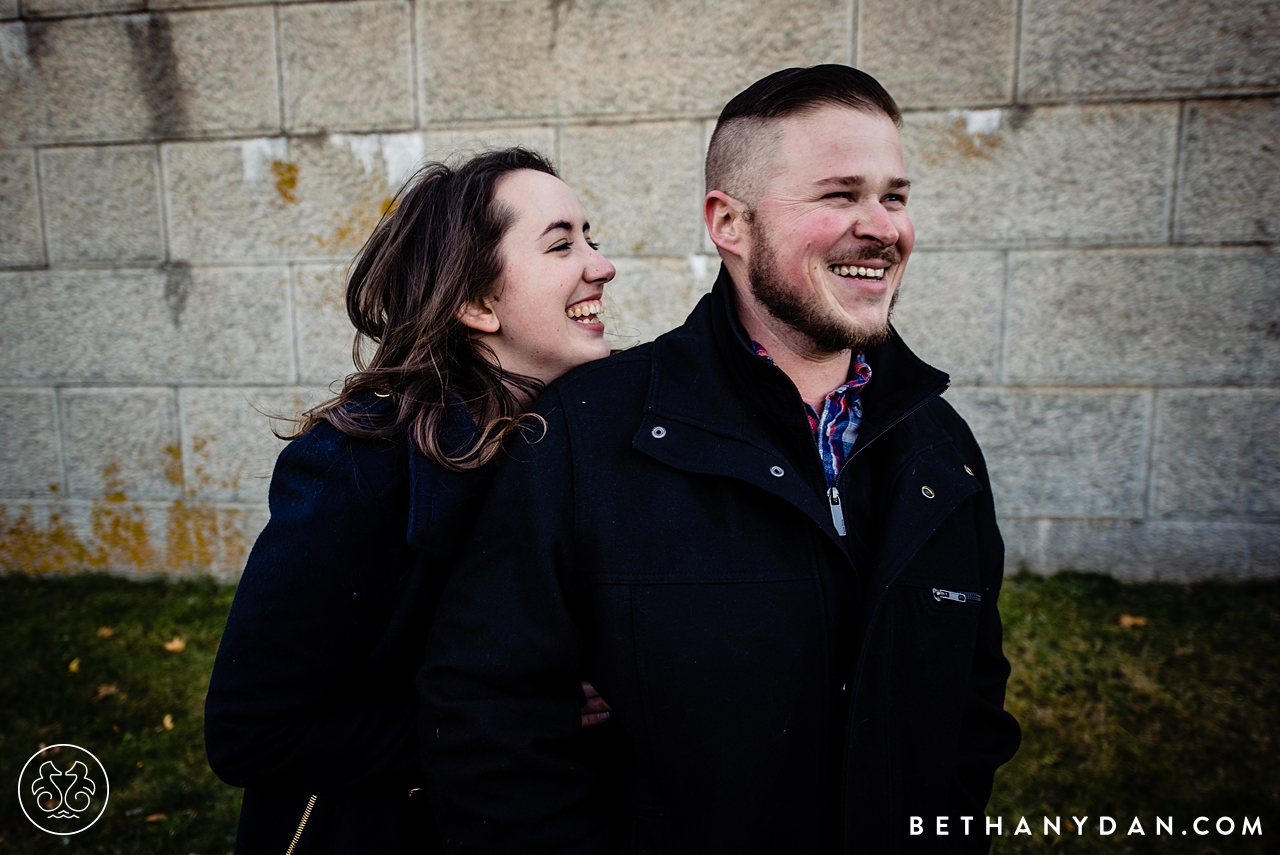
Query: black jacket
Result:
<box><xmin>205</xmin><ymin>402</ymin><xmax>492</xmax><ymax>854</ymax></box>
<box><xmin>420</xmin><ymin>268</ymin><xmax>1020</xmax><ymax>855</ymax></box>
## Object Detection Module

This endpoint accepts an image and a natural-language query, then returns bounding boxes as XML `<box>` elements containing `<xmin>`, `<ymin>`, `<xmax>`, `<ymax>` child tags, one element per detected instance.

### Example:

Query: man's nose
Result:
<box><xmin>851</xmin><ymin>202</ymin><xmax>900</xmax><ymax>246</ymax></box>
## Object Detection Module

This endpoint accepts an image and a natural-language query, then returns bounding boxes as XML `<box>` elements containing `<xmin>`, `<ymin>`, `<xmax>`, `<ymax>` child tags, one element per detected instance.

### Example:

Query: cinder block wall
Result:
<box><xmin>1</xmin><ymin>0</ymin><xmax>1276</xmax><ymax>581</ymax></box>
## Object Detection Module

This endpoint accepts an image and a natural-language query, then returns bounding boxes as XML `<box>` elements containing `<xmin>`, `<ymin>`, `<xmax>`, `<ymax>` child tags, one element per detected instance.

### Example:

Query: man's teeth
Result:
<box><xmin>566</xmin><ymin>300</ymin><xmax>603</xmax><ymax>321</ymax></box>
<box><xmin>828</xmin><ymin>265</ymin><xmax>886</xmax><ymax>280</ymax></box>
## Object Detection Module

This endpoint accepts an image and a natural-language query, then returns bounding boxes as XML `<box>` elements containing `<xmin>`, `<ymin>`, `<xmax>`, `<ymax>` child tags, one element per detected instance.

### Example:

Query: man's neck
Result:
<box><xmin>734</xmin><ymin>289</ymin><xmax>852</xmax><ymax>411</ymax></box>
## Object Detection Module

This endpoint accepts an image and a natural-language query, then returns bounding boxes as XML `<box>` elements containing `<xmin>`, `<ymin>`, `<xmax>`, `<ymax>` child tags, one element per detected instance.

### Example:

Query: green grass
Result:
<box><xmin>0</xmin><ymin>571</ymin><xmax>1277</xmax><ymax>853</ymax></box>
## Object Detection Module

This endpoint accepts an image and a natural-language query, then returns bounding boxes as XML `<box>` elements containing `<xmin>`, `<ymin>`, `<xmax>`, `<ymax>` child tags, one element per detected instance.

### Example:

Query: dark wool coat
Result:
<box><xmin>420</xmin><ymin>268</ymin><xmax>1021</xmax><ymax>855</ymax></box>
<box><xmin>205</xmin><ymin>401</ymin><xmax>492</xmax><ymax>855</ymax></box>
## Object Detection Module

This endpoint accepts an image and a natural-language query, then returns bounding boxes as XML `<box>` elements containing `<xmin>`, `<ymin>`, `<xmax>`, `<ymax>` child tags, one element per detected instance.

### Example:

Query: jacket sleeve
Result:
<box><xmin>204</xmin><ymin>428</ymin><xmax>420</xmax><ymax>793</ymax></box>
<box><xmin>945</xmin><ymin>423</ymin><xmax>1022</xmax><ymax>852</ymax></box>
<box><xmin>418</xmin><ymin>390</ymin><xmax>611</xmax><ymax>855</ymax></box>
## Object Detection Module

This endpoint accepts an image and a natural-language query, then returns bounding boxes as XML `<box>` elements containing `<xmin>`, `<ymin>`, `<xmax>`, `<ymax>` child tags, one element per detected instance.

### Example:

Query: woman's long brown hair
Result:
<box><xmin>286</xmin><ymin>148</ymin><xmax>557</xmax><ymax>469</ymax></box>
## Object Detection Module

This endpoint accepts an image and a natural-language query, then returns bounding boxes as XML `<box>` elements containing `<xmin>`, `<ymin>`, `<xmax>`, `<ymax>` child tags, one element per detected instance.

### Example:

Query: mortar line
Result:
<box><xmin>998</xmin><ymin>250</ymin><xmax>1013</xmax><ymax>385</ymax></box>
<box><xmin>1142</xmin><ymin>388</ymin><xmax>1160</xmax><ymax>521</ymax></box>
<box><xmin>849</xmin><ymin>0</ymin><xmax>859</xmax><ymax>67</ymax></box>
<box><xmin>32</xmin><ymin>147</ymin><xmax>50</xmax><ymax>268</ymax></box>
<box><xmin>51</xmin><ymin>385</ymin><xmax>70</xmax><ymax>495</ymax></box>
<box><xmin>272</xmin><ymin>4</ymin><xmax>287</xmax><ymax>135</ymax></box>
<box><xmin>1010</xmin><ymin>0</ymin><xmax>1024</xmax><ymax>103</ymax></box>
<box><xmin>154</xmin><ymin>141</ymin><xmax>171</xmax><ymax>262</ymax></box>
<box><xmin>286</xmin><ymin>263</ymin><xmax>302</xmax><ymax>385</ymax></box>
<box><xmin>1168</xmin><ymin>100</ymin><xmax>1189</xmax><ymax>244</ymax></box>
<box><xmin>408</xmin><ymin>0</ymin><xmax>421</xmax><ymax>128</ymax></box>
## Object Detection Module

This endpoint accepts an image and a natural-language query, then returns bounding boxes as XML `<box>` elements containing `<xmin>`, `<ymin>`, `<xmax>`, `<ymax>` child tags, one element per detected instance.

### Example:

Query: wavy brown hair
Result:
<box><xmin>288</xmin><ymin>148</ymin><xmax>557</xmax><ymax>469</ymax></box>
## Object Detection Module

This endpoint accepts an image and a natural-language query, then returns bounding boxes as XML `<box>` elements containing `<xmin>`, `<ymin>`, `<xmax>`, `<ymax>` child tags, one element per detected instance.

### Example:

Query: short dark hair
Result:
<box><xmin>706</xmin><ymin>65</ymin><xmax>901</xmax><ymax>204</ymax></box>
<box><xmin>289</xmin><ymin>147</ymin><xmax>558</xmax><ymax>469</ymax></box>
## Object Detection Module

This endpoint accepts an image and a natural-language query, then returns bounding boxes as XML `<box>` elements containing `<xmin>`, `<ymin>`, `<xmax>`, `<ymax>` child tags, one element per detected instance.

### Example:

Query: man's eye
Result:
<box><xmin>823</xmin><ymin>192</ymin><xmax>854</xmax><ymax>200</ymax></box>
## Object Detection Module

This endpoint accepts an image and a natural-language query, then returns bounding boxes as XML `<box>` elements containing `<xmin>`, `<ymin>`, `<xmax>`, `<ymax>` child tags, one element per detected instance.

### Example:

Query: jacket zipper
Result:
<box><xmin>285</xmin><ymin>794</ymin><xmax>317</xmax><ymax>855</ymax></box>
<box><xmin>932</xmin><ymin>587</ymin><xmax>981</xmax><ymax>604</ymax></box>
<box><xmin>827</xmin><ymin>486</ymin><xmax>846</xmax><ymax>536</ymax></box>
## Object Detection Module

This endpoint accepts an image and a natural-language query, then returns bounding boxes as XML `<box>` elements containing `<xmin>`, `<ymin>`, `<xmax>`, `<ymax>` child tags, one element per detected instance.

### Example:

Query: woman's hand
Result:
<box><xmin>579</xmin><ymin>680</ymin><xmax>611</xmax><ymax>727</ymax></box>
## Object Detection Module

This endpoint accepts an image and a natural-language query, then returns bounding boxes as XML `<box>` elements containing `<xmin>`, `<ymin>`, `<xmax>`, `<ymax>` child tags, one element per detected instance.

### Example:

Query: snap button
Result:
<box><xmin>769</xmin><ymin>466</ymin><xmax>785</xmax><ymax>478</ymax></box>
<box><xmin>651</xmin><ymin>426</ymin><xmax>666</xmax><ymax>439</ymax></box>
<box><xmin>964</xmin><ymin>465</ymin><xmax>974</xmax><ymax>476</ymax></box>
<box><xmin>921</xmin><ymin>486</ymin><xmax>935</xmax><ymax>499</ymax></box>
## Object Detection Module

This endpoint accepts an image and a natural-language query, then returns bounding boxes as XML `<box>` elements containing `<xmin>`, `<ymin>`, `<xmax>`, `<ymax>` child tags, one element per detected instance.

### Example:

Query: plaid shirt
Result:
<box><xmin>752</xmin><ymin>342</ymin><xmax>872</xmax><ymax>487</ymax></box>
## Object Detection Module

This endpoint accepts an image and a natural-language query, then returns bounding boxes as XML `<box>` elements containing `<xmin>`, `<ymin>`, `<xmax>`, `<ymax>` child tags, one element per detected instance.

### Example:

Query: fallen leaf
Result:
<box><xmin>1119</xmin><ymin>614</ymin><xmax>1148</xmax><ymax>627</ymax></box>
<box><xmin>97</xmin><ymin>626</ymin><xmax>115</xmax><ymax>638</ymax></box>
<box><xmin>163</xmin><ymin>636</ymin><xmax>186</xmax><ymax>652</ymax></box>
<box><xmin>136</xmin><ymin>761</ymin><xmax>144</xmax><ymax>768</ymax></box>
<box><xmin>112</xmin><ymin>724</ymin><xmax>120</xmax><ymax>733</ymax></box>
<box><xmin>162</xmin><ymin>714</ymin><xmax>174</xmax><ymax>731</ymax></box>
<box><xmin>93</xmin><ymin>683</ymin><xmax>118</xmax><ymax>701</ymax></box>
<box><xmin>68</xmin><ymin>658</ymin><xmax>80</xmax><ymax>674</ymax></box>
<box><xmin>144</xmin><ymin>813</ymin><xmax>167</xmax><ymax>823</ymax></box>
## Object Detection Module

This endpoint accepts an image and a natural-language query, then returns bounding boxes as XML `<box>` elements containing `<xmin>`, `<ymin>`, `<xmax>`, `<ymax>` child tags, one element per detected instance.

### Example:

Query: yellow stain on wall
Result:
<box><xmin>918</xmin><ymin>117</ymin><xmax>1004</xmax><ymax>168</ymax></box>
<box><xmin>272</xmin><ymin>160</ymin><xmax>300</xmax><ymax>204</ymax></box>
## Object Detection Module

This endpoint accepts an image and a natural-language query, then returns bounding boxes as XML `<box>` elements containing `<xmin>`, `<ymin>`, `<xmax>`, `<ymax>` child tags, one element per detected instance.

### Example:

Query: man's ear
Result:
<box><xmin>457</xmin><ymin>296</ymin><xmax>500</xmax><ymax>334</ymax></box>
<box><xmin>704</xmin><ymin>191</ymin><xmax>750</xmax><ymax>258</ymax></box>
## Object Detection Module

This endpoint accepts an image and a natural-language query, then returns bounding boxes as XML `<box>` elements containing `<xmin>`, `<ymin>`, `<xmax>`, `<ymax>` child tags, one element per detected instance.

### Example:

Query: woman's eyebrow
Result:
<box><xmin>539</xmin><ymin>220</ymin><xmax>574</xmax><ymax>238</ymax></box>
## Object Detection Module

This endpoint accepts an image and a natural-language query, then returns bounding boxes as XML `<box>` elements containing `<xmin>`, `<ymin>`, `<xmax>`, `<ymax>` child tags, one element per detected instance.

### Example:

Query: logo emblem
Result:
<box><xmin>17</xmin><ymin>744</ymin><xmax>109</xmax><ymax>835</ymax></box>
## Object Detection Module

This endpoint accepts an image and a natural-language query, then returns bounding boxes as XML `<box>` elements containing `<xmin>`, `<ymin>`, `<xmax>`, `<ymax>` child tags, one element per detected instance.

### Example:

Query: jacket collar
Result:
<box><xmin>649</xmin><ymin>264</ymin><xmax>951</xmax><ymax>454</ymax></box>
<box><xmin>406</xmin><ymin>398</ymin><xmax>496</xmax><ymax>558</ymax></box>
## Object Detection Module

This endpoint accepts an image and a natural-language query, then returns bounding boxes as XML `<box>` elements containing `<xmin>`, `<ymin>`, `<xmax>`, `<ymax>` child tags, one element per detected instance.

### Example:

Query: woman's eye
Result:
<box><xmin>550</xmin><ymin>243</ymin><xmax>572</xmax><ymax>252</ymax></box>
<box><xmin>586</xmin><ymin>240</ymin><xmax>600</xmax><ymax>251</ymax></box>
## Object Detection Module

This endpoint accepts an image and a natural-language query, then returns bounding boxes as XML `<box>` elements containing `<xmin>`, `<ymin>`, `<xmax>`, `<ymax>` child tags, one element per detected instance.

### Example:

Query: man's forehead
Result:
<box><xmin>771</xmin><ymin>107</ymin><xmax>907</xmax><ymax>182</ymax></box>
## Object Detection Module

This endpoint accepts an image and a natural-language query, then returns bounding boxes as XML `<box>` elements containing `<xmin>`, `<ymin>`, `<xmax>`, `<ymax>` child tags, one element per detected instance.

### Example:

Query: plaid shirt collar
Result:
<box><xmin>751</xmin><ymin>342</ymin><xmax>872</xmax><ymax>487</ymax></box>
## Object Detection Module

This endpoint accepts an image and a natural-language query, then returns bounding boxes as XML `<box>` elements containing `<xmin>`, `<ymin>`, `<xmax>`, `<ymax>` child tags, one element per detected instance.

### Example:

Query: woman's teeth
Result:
<box><xmin>829</xmin><ymin>265</ymin><xmax>886</xmax><ymax>280</ymax></box>
<box><xmin>567</xmin><ymin>300</ymin><xmax>603</xmax><ymax>323</ymax></box>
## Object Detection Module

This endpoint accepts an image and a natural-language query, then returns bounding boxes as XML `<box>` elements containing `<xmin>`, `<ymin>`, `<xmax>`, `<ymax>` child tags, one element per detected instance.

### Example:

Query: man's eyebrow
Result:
<box><xmin>815</xmin><ymin>175</ymin><xmax>912</xmax><ymax>190</ymax></box>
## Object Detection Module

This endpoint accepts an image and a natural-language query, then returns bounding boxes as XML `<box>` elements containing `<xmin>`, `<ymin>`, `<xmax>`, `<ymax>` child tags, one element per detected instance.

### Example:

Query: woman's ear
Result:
<box><xmin>457</xmin><ymin>296</ymin><xmax>501</xmax><ymax>334</ymax></box>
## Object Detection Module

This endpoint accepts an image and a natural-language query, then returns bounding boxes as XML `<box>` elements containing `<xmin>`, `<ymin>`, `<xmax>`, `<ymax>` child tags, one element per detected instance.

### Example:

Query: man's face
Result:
<box><xmin>744</xmin><ymin>106</ymin><xmax>914</xmax><ymax>355</ymax></box>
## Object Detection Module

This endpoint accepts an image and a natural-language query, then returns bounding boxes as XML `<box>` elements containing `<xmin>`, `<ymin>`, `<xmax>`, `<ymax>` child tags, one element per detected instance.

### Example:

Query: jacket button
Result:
<box><xmin>964</xmin><ymin>465</ymin><xmax>975</xmax><ymax>476</ymax></box>
<box><xmin>651</xmin><ymin>426</ymin><xmax>667</xmax><ymax>438</ymax></box>
<box><xmin>921</xmin><ymin>486</ymin><xmax>936</xmax><ymax>499</ymax></box>
<box><xmin>769</xmin><ymin>466</ymin><xmax>785</xmax><ymax>478</ymax></box>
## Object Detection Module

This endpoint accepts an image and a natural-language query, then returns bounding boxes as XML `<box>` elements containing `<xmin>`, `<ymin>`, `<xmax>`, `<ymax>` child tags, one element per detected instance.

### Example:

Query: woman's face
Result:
<box><xmin>468</xmin><ymin>169</ymin><xmax>616</xmax><ymax>385</ymax></box>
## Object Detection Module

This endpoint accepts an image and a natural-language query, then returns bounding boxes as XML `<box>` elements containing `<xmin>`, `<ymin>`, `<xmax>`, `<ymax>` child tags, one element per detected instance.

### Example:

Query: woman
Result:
<box><xmin>204</xmin><ymin>148</ymin><xmax>614</xmax><ymax>854</ymax></box>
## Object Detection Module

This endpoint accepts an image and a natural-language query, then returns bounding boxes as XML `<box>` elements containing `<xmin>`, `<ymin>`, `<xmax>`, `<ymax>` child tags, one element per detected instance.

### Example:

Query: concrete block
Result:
<box><xmin>1000</xmin><ymin>518</ymin><xmax>1278</xmax><ymax>581</ymax></box>
<box><xmin>280</xmin><ymin>0</ymin><xmax>414</xmax><ymax>134</ymax></box>
<box><xmin>1175</xmin><ymin>98</ymin><xmax>1280</xmax><ymax>244</ymax></box>
<box><xmin>295</xmin><ymin>263</ymin><xmax>357</xmax><ymax>386</ymax></box>
<box><xmin>1019</xmin><ymin>0</ymin><xmax>1280</xmax><ymax>101</ymax></box>
<box><xmin>60</xmin><ymin>387</ymin><xmax>181</xmax><ymax>501</ymax></box>
<box><xmin>1152</xmin><ymin>390</ymin><xmax>1280</xmax><ymax>520</ymax></box>
<box><xmin>24</xmin><ymin>0</ymin><xmax>143</xmax><ymax>15</ymax></box>
<box><xmin>890</xmin><ymin>250</ymin><xmax>1004</xmax><ymax>385</ymax></box>
<box><xmin>560</xmin><ymin>122</ymin><xmax>705</xmax><ymax>257</ymax></box>
<box><xmin>418</xmin><ymin>127</ymin><xmax>558</xmax><ymax>168</ymax></box>
<box><xmin>859</xmin><ymin>0</ymin><xmax>1016</xmax><ymax>108</ymax></box>
<box><xmin>0</xmin><ymin>10</ymin><xmax>277</xmax><ymax>147</ymax></box>
<box><xmin>39</xmin><ymin>144</ymin><xmax>163</xmax><ymax>263</ymax></box>
<box><xmin>0</xmin><ymin>389</ymin><xmax>62</xmax><ymax>500</ymax></box>
<box><xmin>902</xmin><ymin>103</ymin><xmax>1178</xmax><ymax>248</ymax></box>
<box><xmin>416</xmin><ymin>0</ymin><xmax>850</xmax><ymax>122</ymax></box>
<box><xmin>1005</xmin><ymin>248</ymin><xmax>1280</xmax><ymax>385</ymax></box>
<box><xmin>0</xmin><ymin>266</ymin><xmax>292</xmax><ymax>383</ymax></box>
<box><xmin>0</xmin><ymin>148</ymin><xmax>44</xmax><ymax>267</ymax></box>
<box><xmin>0</xmin><ymin>1</ymin><xmax>17</xmax><ymax>19</ymax></box>
<box><xmin>606</xmin><ymin>255</ymin><xmax>717</xmax><ymax>348</ymax></box>
<box><xmin>180</xmin><ymin>386</ymin><xmax>327</xmax><ymax>504</ymax></box>
<box><xmin>947</xmin><ymin>388</ymin><xmax>1150</xmax><ymax>518</ymax></box>
<box><xmin>0</xmin><ymin>496</ymin><xmax>266</xmax><ymax>577</ymax></box>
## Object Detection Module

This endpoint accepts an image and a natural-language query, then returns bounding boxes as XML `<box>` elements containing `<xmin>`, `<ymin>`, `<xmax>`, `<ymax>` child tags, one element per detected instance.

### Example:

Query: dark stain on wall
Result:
<box><xmin>123</xmin><ymin>14</ymin><xmax>189</xmax><ymax>140</ymax></box>
<box><xmin>161</xmin><ymin>261</ymin><xmax>191</xmax><ymax>327</ymax></box>
<box><xmin>23</xmin><ymin>20</ymin><xmax>54</xmax><ymax>69</ymax></box>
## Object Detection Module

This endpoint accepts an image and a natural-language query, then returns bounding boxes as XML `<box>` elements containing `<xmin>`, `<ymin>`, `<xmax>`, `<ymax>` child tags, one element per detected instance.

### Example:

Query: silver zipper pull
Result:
<box><xmin>827</xmin><ymin>486</ymin><xmax>846</xmax><ymax>536</ymax></box>
<box><xmin>932</xmin><ymin>588</ymin><xmax>981</xmax><ymax>604</ymax></box>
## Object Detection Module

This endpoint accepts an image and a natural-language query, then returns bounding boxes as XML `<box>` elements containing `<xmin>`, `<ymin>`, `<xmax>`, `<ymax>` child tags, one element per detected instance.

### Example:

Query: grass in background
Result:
<box><xmin>0</xmin><ymin>575</ymin><xmax>239</xmax><ymax>854</ymax></box>
<box><xmin>991</xmin><ymin>571</ymin><xmax>1280</xmax><ymax>853</ymax></box>
<box><xmin>0</xmin><ymin>571</ymin><xmax>1277</xmax><ymax>853</ymax></box>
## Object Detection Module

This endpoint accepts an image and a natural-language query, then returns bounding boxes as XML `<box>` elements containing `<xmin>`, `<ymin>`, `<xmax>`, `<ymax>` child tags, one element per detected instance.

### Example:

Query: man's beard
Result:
<box><xmin>747</xmin><ymin>224</ymin><xmax>899</xmax><ymax>355</ymax></box>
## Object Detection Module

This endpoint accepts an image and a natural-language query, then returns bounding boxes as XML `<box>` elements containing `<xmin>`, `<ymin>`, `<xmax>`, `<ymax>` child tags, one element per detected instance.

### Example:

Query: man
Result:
<box><xmin>420</xmin><ymin>65</ymin><xmax>1021</xmax><ymax>854</ymax></box>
